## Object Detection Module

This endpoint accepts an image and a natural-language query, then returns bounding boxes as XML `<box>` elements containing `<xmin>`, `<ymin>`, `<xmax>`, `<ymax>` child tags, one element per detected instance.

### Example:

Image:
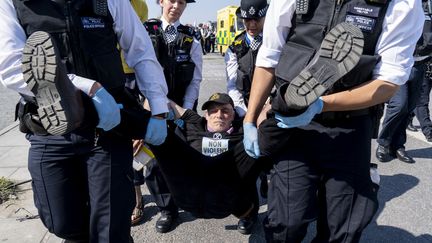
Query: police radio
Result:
<box><xmin>93</xmin><ymin>0</ymin><xmax>108</xmax><ymax>16</ymax></box>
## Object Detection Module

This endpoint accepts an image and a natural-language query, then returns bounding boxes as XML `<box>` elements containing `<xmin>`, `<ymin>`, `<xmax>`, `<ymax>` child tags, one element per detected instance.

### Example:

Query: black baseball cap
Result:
<box><xmin>201</xmin><ymin>93</ymin><xmax>234</xmax><ymax>110</ymax></box>
<box><xmin>236</xmin><ymin>0</ymin><xmax>269</xmax><ymax>19</ymax></box>
<box><xmin>186</xmin><ymin>0</ymin><xmax>196</xmax><ymax>3</ymax></box>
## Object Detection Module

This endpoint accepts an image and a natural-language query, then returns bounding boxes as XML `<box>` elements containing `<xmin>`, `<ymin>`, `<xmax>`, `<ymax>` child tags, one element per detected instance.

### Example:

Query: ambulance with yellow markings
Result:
<box><xmin>216</xmin><ymin>5</ymin><xmax>245</xmax><ymax>55</ymax></box>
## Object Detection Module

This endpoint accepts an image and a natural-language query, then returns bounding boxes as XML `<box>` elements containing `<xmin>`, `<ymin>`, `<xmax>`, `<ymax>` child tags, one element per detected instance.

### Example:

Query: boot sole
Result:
<box><xmin>284</xmin><ymin>22</ymin><xmax>364</xmax><ymax>110</ymax></box>
<box><xmin>22</xmin><ymin>31</ymin><xmax>82</xmax><ymax>135</ymax></box>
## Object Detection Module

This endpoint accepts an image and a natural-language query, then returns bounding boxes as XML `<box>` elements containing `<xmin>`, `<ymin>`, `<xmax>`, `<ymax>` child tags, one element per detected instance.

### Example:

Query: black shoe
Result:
<box><xmin>22</xmin><ymin>31</ymin><xmax>84</xmax><ymax>135</ymax></box>
<box><xmin>396</xmin><ymin>148</ymin><xmax>415</xmax><ymax>164</ymax></box>
<box><xmin>407</xmin><ymin>122</ymin><xmax>418</xmax><ymax>132</ymax></box>
<box><xmin>237</xmin><ymin>216</ymin><xmax>257</xmax><ymax>235</ymax></box>
<box><xmin>155</xmin><ymin>211</ymin><xmax>177</xmax><ymax>233</ymax></box>
<box><xmin>284</xmin><ymin>22</ymin><xmax>364</xmax><ymax>110</ymax></box>
<box><xmin>375</xmin><ymin>145</ymin><xmax>395</xmax><ymax>162</ymax></box>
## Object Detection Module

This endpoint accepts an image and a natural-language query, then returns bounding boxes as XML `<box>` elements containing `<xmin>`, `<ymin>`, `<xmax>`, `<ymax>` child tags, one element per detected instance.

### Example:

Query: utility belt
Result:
<box><xmin>16</xmin><ymin>87</ymin><xmax>151</xmax><ymax>139</ymax></box>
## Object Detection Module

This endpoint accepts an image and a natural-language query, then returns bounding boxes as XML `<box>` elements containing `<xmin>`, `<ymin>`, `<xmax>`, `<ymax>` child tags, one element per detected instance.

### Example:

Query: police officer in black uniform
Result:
<box><xmin>376</xmin><ymin>0</ymin><xmax>432</xmax><ymax>164</ymax></box>
<box><xmin>142</xmin><ymin>0</ymin><xmax>203</xmax><ymax>234</ymax></box>
<box><xmin>225</xmin><ymin>0</ymin><xmax>267</xmax><ymax>118</ymax></box>
<box><xmin>0</xmin><ymin>0</ymin><xmax>169</xmax><ymax>242</ymax></box>
<box><xmin>242</xmin><ymin>0</ymin><xmax>424</xmax><ymax>242</ymax></box>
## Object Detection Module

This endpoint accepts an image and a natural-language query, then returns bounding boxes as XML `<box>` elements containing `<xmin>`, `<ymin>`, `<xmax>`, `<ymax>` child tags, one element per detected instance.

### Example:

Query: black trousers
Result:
<box><xmin>377</xmin><ymin>63</ymin><xmax>424</xmax><ymax>150</ymax></box>
<box><xmin>261</xmin><ymin>116</ymin><xmax>378</xmax><ymax>243</ymax></box>
<box><xmin>27</xmin><ymin>127</ymin><xmax>134</xmax><ymax>243</ymax></box>
<box><xmin>149</xmin><ymin>130</ymin><xmax>262</xmax><ymax>219</ymax></box>
<box><xmin>414</xmin><ymin>63</ymin><xmax>432</xmax><ymax>138</ymax></box>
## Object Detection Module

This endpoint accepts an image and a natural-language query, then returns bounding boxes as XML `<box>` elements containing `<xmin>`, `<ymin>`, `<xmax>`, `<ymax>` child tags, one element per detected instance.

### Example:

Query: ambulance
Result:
<box><xmin>216</xmin><ymin>5</ymin><xmax>245</xmax><ymax>55</ymax></box>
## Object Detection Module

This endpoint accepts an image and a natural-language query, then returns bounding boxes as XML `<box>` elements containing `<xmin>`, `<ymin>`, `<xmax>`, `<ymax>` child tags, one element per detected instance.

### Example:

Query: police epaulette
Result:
<box><xmin>177</xmin><ymin>25</ymin><xmax>195</xmax><ymax>37</ymax></box>
<box><xmin>144</xmin><ymin>18</ymin><xmax>162</xmax><ymax>34</ymax></box>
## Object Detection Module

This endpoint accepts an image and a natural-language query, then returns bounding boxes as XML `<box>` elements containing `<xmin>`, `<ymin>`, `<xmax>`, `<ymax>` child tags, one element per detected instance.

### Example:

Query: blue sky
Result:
<box><xmin>147</xmin><ymin>0</ymin><xmax>241</xmax><ymax>25</ymax></box>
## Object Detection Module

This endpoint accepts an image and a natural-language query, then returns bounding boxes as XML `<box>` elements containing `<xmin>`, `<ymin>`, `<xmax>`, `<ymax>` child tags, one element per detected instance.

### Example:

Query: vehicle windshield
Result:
<box><xmin>236</xmin><ymin>19</ymin><xmax>245</xmax><ymax>31</ymax></box>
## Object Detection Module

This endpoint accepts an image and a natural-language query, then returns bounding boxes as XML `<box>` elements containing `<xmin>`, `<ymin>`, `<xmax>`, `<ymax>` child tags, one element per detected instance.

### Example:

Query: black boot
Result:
<box><xmin>22</xmin><ymin>31</ymin><xmax>84</xmax><ymax>135</ymax></box>
<box><xmin>237</xmin><ymin>215</ymin><xmax>257</xmax><ymax>235</ymax></box>
<box><xmin>155</xmin><ymin>211</ymin><xmax>178</xmax><ymax>233</ymax></box>
<box><xmin>396</xmin><ymin>148</ymin><xmax>415</xmax><ymax>164</ymax></box>
<box><xmin>375</xmin><ymin>144</ymin><xmax>395</xmax><ymax>162</ymax></box>
<box><xmin>283</xmin><ymin>22</ymin><xmax>364</xmax><ymax>111</ymax></box>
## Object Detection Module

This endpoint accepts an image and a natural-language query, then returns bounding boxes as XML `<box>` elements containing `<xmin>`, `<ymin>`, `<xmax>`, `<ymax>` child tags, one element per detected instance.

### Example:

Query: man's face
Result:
<box><xmin>243</xmin><ymin>17</ymin><xmax>265</xmax><ymax>37</ymax></box>
<box><xmin>160</xmin><ymin>0</ymin><xmax>187</xmax><ymax>23</ymax></box>
<box><xmin>205</xmin><ymin>103</ymin><xmax>235</xmax><ymax>133</ymax></box>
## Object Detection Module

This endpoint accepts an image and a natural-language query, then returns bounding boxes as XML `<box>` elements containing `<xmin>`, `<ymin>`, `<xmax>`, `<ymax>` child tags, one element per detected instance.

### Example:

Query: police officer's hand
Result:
<box><xmin>275</xmin><ymin>98</ymin><xmax>324</xmax><ymax>129</ymax></box>
<box><xmin>145</xmin><ymin>117</ymin><xmax>167</xmax><ymax>145</ymax></box>
<box><xmin>91</xmin><ymin>87</ymin><xmax>122</xmax><ymax>131</ymax></box>
<box><xmin>243</xmin><ymin>122</ymin><xmax>260</xmax><ymax>158</ymax></box>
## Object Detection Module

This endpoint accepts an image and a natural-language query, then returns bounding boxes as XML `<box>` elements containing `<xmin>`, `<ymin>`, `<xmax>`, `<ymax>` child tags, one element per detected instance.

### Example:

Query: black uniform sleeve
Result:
<box><xmin>180</xmin><ymin>109</ymin><xmax>204</xmax><ymax>124</ymax></box>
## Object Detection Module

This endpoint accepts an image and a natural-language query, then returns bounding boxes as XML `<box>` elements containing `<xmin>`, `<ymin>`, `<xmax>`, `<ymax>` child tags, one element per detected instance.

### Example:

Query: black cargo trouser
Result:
<box><xmin>27</xmin><ymin>127</ymin><xmax>135</xmax><ymax>243</ymax></box>
<box><xmin>262</xmin><ymin>115</ymin><xmax>379</xmax><ymax>243</ymax></box>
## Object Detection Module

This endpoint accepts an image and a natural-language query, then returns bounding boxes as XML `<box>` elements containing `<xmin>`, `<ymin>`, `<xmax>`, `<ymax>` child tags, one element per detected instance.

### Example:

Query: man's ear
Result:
<box><xmin>204</xmin><ymin>110</ymin><xmax>209</xmax><ymax>119</ymax></box>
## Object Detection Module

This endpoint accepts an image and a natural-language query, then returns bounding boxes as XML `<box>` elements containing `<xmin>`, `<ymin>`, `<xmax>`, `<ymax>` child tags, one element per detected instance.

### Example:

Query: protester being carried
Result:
<box><xmin>137</xmin><ymin>93</ymin><xmax>268</xmax><ymax>223</ymax></box>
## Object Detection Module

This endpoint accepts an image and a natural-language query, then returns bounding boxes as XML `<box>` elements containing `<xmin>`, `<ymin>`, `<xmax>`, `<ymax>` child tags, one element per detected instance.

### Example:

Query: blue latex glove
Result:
<box><xmin>91</xmin><ymin>87</ymin><xmax>121</xmax><ymax>131</ymax></box>
<box><xmin>174</xmin><ymin>119</ymin><xmax>185</xmax><ymax>129</ymax></box>
<box><xmin>275</xmin><ymin>98</ymin><xmax>324</xmax><ymax>129</ymax></box>
<box><xmin>243</xmin><ymin>122</ymin><xmax>260</xmax><ymax>158</ymax></box>
<box><xmin>166</xmin><ymin>109</ymin><xmax>175</xmax><ymax>121</ymax></box>
<box><xmin>145</xmin><ymin>117</ymin><xmax>167</xmax><ymax>145</ymax></box>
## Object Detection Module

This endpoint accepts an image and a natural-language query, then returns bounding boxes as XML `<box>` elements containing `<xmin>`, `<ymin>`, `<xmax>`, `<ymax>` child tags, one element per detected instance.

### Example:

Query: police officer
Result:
<box><xmin>242</xmin><ymin>0</ymin><xmax>423</xmax><ymax>242</ymax></box>
<box><xmin>225</xmin><ymin>0</ymin><xmax>267</xmax><ymax>118</ymax></box>
<box><xmin>0</xmin><ymin>0</ymin><xmax>169</xmax><ymax>242</ymax></box>
<box><xmin>376</xmin><ymin>0</ymin><xmax>432</xmax><ymax>164</ymax></box>
<box><xmin>412</xmin><ymin>0</ymin><xmax>432</xmax><ymax>142</ymax></box>
<box><xmin>224</xmin><ymin>0</ymin><xmax>268</xmax><ymax>234</ymax></box>
<box><xmin>142</xmin><ymin>0</ymin><xmax>203</xmax><ymax>233</ymax></box>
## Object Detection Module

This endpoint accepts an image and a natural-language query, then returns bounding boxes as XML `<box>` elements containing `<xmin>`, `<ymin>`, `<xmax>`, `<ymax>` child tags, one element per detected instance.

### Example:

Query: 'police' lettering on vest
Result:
<box><xmin>81</xmin><ymin>17</ymin><xmax>105</xmax><ymax>29</ymax></box>
<box><xmin>345</xmin><ymin>15</ymin><xmax>375</xmax><ymax>33</ymax></box>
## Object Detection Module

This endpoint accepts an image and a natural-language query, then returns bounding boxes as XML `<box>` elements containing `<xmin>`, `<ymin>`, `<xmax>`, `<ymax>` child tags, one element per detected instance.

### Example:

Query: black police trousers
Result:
<box><xmin>414</xmin><ymin>63</ymin><xmax>432</xmax><ymax>138</ymax></box>
<box><xmin>261</xmin><ymin>115</ymin><xmax>378</xmax><ymax>243</ymax></box>
<box><xmin>27</xmin><ymin>127</ymin><xmax>135</xmax><ymax>243</ymax></box>
<box><xmin>149</xmin><ymin>130</ymin><xmax>262</xmax><ymax>219</ymax></box>
<box><xmin>377</xmin><ymin>63</ymin><xmax>424</xmax><ymax>150</ymax></box>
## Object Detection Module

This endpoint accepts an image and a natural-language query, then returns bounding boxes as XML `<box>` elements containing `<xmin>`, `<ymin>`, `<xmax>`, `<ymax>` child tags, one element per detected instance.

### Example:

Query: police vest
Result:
<box><xmin>229</xmin><ymin>31</ymin><xmax>260</xmax><ymax>105</ymax></box>
<box><xmin>13</xmin><ymin>0</ymin><xmax>126</xmax><ymax>97</ymax></box>
<box><xmin>275</xmin><ymin>0</ymin><xmax>390</xmax><ymax>95</ymax></box>
<box><xmin>144</xmin><ymin>19</ymin><xmax>195</xmax><ymax>105</ymax></box>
